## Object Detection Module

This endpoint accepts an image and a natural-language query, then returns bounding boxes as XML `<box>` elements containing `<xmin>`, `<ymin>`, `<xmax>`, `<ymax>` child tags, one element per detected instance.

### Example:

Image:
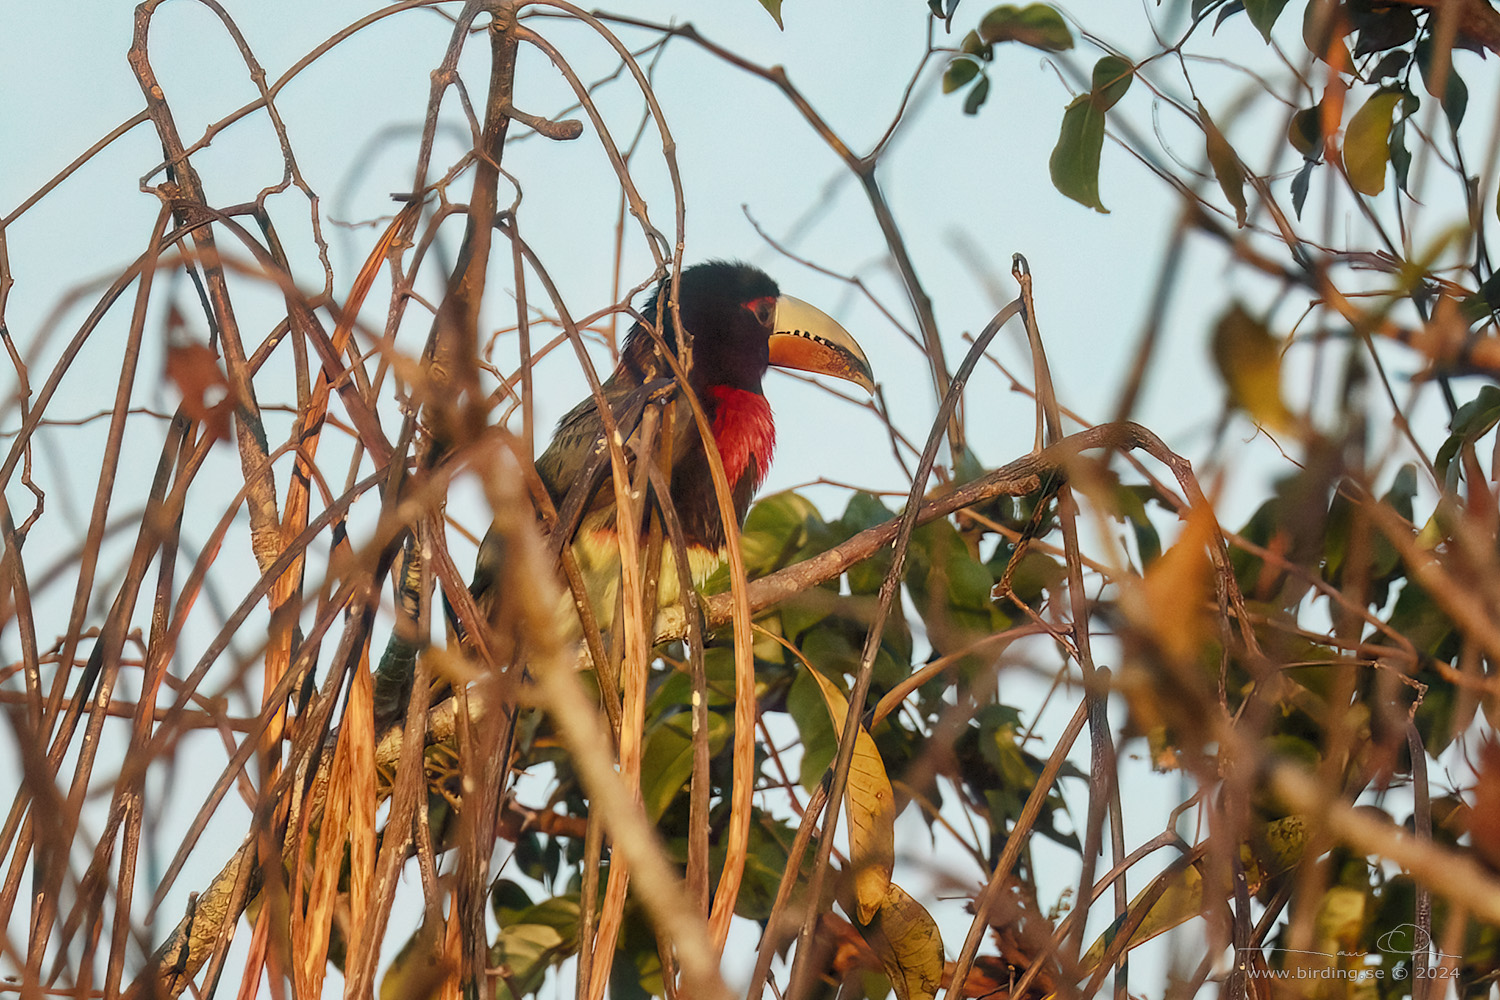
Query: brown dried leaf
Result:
<box><xmin>164</xmin><ymin>340</ymin><xmax>235</xmax><ymax>441</ymax></box>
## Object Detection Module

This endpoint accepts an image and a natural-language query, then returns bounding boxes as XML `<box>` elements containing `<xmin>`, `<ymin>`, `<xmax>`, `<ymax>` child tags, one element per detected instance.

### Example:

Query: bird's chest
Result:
<box><xmin>706</xmin><ymin>386</ymin><xmax>775</xmax><ymax>492</ymax></box>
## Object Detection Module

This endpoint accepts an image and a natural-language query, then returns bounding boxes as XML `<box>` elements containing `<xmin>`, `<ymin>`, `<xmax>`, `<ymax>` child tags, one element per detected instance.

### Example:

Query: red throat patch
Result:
<box><xmin>706</xmin><ymin>386</ymin><xmax>776</xmax><ymax>491</ymax></box>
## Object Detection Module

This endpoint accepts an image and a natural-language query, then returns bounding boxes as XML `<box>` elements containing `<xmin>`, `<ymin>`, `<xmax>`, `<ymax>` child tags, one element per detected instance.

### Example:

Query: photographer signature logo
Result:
<box><xmin>1373</xmin><ymin>924</ymin><xmax>1454</xmax><ymax>958</ymax></box>
<box><xmin>1238</xmin><ymin>925</ymin><xmax>1460</xmax><ymax>983</ymax></box>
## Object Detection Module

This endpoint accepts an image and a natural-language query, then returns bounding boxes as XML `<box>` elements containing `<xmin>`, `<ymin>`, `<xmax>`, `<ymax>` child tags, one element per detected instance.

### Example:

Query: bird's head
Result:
<box><xmin>626</xmin><ymin>261</ymin><xmax>874</xmax><ymax>395</ymax></box>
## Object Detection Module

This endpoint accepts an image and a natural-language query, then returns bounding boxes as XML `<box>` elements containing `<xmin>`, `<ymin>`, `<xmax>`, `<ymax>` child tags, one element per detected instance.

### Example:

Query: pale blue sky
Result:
<box><xmin>2</xmin><ymin>0</ymin><xmax>1486</xmax><ymax>992</ymax></box>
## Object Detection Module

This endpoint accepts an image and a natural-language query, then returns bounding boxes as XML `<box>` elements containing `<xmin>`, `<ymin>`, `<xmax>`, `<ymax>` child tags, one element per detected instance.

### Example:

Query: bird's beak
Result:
<box><xmin>767</xmin><ymin>296</ymin><xmax>875</xmax><ymax>394</ymax></box>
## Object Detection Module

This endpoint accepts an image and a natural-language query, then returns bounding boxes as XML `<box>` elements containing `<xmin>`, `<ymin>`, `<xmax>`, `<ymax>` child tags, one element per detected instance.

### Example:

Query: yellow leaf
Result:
<box><xmin>1082</xmin><ymin>817</ymin><xmax>1309</xmax><ymax>975</ymax></box>
<box><xmin>1212</xmin><ymin>304</ymin><xmax>1294</xmax><ymax>433</ymax></box>
<box><xmin>808</xmin><ymin>669</ymin><xmax>895</xmax><ymax>924</ymax></box>
<box><xmin>1081</xmin><ymin>859</ymin><xmax>1207</xmax><ymax>974</ymax></box>
<box><xmin>1344</xmin><ymin>90</ymin><xmax>1402</xmax><ymax>196</ymax></box>
<box><xmin>1315</xmin><ymin>886</ymin><xmax>1367</xmax><ymax>953</ymax></box>
<box><xmin>863</xmin><ymin>882</ymin><xmax>944</xmax><ymax>1000</ymax></box>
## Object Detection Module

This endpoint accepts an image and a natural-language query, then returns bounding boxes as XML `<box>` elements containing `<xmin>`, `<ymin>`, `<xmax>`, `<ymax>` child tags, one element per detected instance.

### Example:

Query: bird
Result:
<box><xmin>471</xmin><ymin>260</ymin><xmax>875</xmax><ymax>637</ymax></box>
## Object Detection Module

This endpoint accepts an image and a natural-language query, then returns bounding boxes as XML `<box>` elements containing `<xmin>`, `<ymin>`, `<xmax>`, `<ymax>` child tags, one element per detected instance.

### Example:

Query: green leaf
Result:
<box><xmin>1389</xmin><ymin>116</ymin><xmax>1412</xmax><ymax>192</ymax></box>
<box><xmin>977</xmin><ymin>3</ymin><xmax>1073</xmax><ymax>51</ymax></box>
<box><xmin>1091</xmin><ymin>55</ymin><xmax>1133</xmax><ymax>111</ymax></box>
<box><xmin>1434</xmin><ymin>385</ymin><xmax>1500</xmax><ymax>483</ymax></box>
<box><xmin>842</xmin><ymin>492</ymin><xmax>896</xmax><ymax>594</ymax></box>
<box><xmin>1369</xmin><ymin>464</ymin><xmax>1416</xmax><ymax>582</ymax></box>
<box><xmin>1047</xmin><ymin>57</ymin><xmax>1131</xmax><ymax>213</ymax></box>
<box><xmin>1444</xmin><ymin>70</ymin><xmax>1468</xmax><ymax>130</ymax></box>
<box><xmin>1244</xmin><ymin>0</ymin><xmax>1291</xmax><ymax>39</ymax></box>
<box><xmin>1199</xmin><ymin>101</ymin><xmax>1247</xmax><ymax>226</ymax></box>
<box><xmin>1344</xmin><ymin>89</ymin><xmax>1402</xmax><ymax>195</ymax></box>
<box><xmin>1291</xmin><ymin>159</ymin><xmax>1316</xmax><ymax>219</ymax></box>
<box><xmin>1050</xmin><ymin>95</ymin><xmax>1108</xmax><ymax>212</ymax></box>
<box><xmin>963</xmin><ymin>74</ymin><xmax>991</xmax><ymax>115</ymax></box>
<box><xmin>740</xmin><ymin>490</ymin><xmax>822</xmax><ymax>576</ymax></box>
<box><xmin>640</xmin><ymin>712</ymin><xmax>729</xmax><ymax>822</ymax></box>
<box><xmin>1388</xmin><ymin>577</ymin><xmax>1456</xmax><ymax>658</ymax></box>
<box><xmin>943</xmin><ymin>56</ymin><xmax>980</xmax><ymax>93</ymax></box>
<box><xmin>1287</xmin><ymin>106</ymin><xmax>1322</xmax><ymax>159</ymax></box>
<box><xmin>959</xmin><ymin>28</ymin><xmax>988</xmax><ymax>56</ymax></box>
<box><xmin>487</xmin><ymin>895</ymin><xmax>581</xmax><ymax>999</ymax></box>
<box><xmin>757</xmin><ymin>0</ymin><xmax>784</xmax><ymax>29</ymax></box>
<box><xmin>1415</xmin><ymin>38</ymin><xmax>1468</xmax><ymax>130</ymax></box>
<box><xmin>1114</xmin><ymin>484</ymin><xmax>1163</xmax><ymax>566</ymax></box>
<box><xmin>1461</xmin><ymin>270</ymin><xmax>1500</xmax><ymax>323</ymax></box>
<box><xmin>788</xmin><ymin>669</ymin><xmax>839</xmax><ymax>790</ymax></box>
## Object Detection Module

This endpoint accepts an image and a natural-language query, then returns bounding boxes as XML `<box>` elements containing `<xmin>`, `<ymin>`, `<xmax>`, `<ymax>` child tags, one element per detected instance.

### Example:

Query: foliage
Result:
<box><xmin>5</xmin><ymin>0</ymin><xmax>1500</xmax><ymax>998</ymax></box>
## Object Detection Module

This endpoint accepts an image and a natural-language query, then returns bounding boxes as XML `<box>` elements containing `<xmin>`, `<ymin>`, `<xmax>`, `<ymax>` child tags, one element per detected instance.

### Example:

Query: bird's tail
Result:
<box><xmin>373</xmin><ymin>533</ymin><xmax>426</xmax><ymax>731</ymax></box>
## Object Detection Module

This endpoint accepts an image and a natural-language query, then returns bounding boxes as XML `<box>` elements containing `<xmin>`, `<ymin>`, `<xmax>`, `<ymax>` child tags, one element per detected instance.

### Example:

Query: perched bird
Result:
<box><xmin>472</xmin><ymin>260</ymin><xmax>874</xmax><ymax>633</ymax></box>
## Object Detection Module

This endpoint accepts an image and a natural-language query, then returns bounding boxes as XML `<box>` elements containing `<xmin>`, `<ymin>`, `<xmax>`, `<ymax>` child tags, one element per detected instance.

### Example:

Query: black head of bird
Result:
<box><xmin>621</xmin><ymin>260</ymin><xmax>875</xmax><ymax>401</ymax></box>
<box><xmin>476</xmin><ymin>260</ymin><xmax>873</xmax><ymax>631</ymax></box>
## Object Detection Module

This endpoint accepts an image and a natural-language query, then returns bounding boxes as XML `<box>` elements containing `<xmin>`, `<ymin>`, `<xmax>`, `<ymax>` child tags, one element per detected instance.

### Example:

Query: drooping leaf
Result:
<box><xmin>807</xmin><ymin>668</ymin><xmax>896</xmax><ymax>924</ymax></box>
<box><xmin>862</xmin><ymin>882</ymin><xmax>945</xmax><ymax>1000</ymax></box>
<box><xmin>977</xmin><ymin>3</ymin><xmax>1074</xmax><ymax>51</ymax></box>
<box><xmin>1244</xmin><ymin>0</ymin><xmax>1291</xmax><ymax>40</ymax></box>
<box><xmin>1211</xmin><ymin>304</ymin><xmax>1294</xmax><ymax>431</ymax></box>
<box><xmin>1461</xmin><ymin>269</ymin><xmax>1500</xmax><ymax>323</ymax></box>
<box><xmin>1443</xmin><ymin>69</ymin><xmax>1468</xmax><ymax>130</ymax></box>
<box><xmin>1213</xmin><ymin>2</ymin><xmax>1246</xmax><ymax>33</ymax></box>
<box><xmin>1291</xmin><ymin>158</ymin><xmax>1317</xmax><ymax>218</ymax></box>
<box><xmin>757</xmin><ymin>0</ymin><xmax>784</xmax><ymax>29</ymax></box>
<box><xmin>1195</xmin><ymin>0</ymin><xmax>1235</xmax><ymax>21</ymax></box>
<box><xmin>165</xmin><ymin>338</ymin><xmax>236</xmax><ymax>441</ymax></box>
<box><xmin>1415</xmin><ymin>37</ymin><xmax>1468</xmax><ymax>130</ymax></box>
<box><xmin>1313</xmin><ymin>885</ymin><xmax>1368</xmax><ymax>953</ymax></box>
<box><xmin>1081</xmin><ymin>815</ymin><xmax>1309</xmax><ymax>975</ymax></box>
<box><xmin>1048</xmin><ymin>57</ymin><xmax>1131</xmax><ymax>213</ymax></box>
<box><xmin>1389</xmin><ymin>116</ymin><xmax>1412</xmax><ymax>191</ymax></box>
<box><xmin>1051</xmin><ymin>95</ymin><xmax>1109</xmax><ymax>212</ymax></box>
<box><xmin>1199</xmin><ymin>101</ymin><xmax>1247</xmax><ymax>226</ymax></box>
<box><xmin>1344</xmin><ymin>89</ymin><xmax>1402</xmax><ymax>195</ymax></box>
<box><xmin>963</xmin><ymin>74</ymin><xmax>991</xmax><ymax>115</ymax></box>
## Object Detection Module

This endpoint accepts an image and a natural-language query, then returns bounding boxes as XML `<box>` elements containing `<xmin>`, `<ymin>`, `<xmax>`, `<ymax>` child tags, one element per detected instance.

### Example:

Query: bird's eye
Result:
<box><xmin>744</xmin><ymin>296</ymin><xmax>776</xmax><ymax>327</ymax></box>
